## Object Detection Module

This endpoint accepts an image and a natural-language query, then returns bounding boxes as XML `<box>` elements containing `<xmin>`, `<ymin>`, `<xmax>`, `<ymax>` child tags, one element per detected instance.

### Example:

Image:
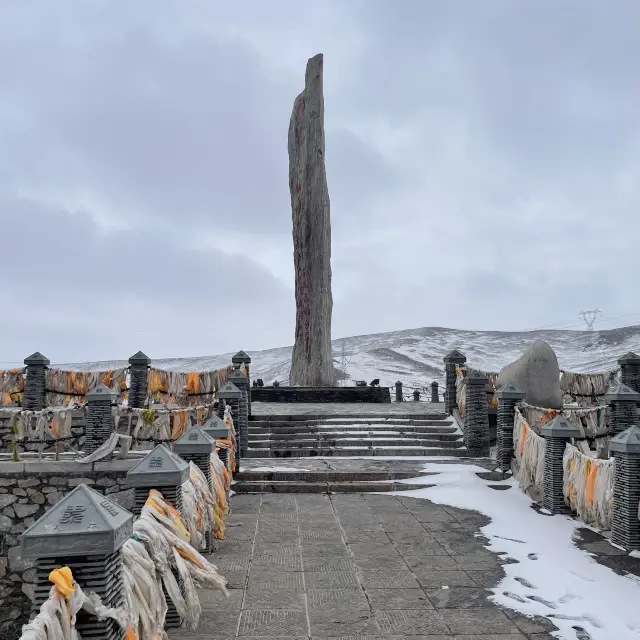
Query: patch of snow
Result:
<box><xmin>392</xmin><ymin>463</ymin><xmax>640</xmax><ymax>640</ymax></box>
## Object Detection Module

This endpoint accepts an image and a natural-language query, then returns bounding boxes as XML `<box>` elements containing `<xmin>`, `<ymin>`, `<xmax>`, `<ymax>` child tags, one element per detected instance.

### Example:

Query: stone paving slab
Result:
<box><xmin>170</xmin><ymin>493</ymin><xmax>557</xmax><ymax>640</ymax></box>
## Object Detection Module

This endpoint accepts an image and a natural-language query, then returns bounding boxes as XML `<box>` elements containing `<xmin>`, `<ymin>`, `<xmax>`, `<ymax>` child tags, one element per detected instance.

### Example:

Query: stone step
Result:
<box><xmin>250</xmin><ymin>417</ymin><xmax>450</xmax><ymax>427</ymax></box>
<box><xmin>247</xmin><ymin>438</ymin><xmax>465</xmax><ymax>449</ymax></box>
<box><xmin>248</xmin><ymin>431</ymin><xmax>462</xmax><ymax>441</ymax></box>
<box><xmin>235</xmin><ymin>469</ymin><xmax>436</xmax><ymax>482</ymax></box>
<box><xmin>251</xmin><ymin>413</ymin><xmax>447</xmax><ymax>422</ymax></box>
<box><xmin>248</xmin><ymin>424</ymin><xmax>458</xmax><ymax>434</ymax></box>
<box><xmin>233</xmin><ymin>480</ymin><xmax>436</xmax><ymax>493</ymax></box>
<box><xmin>245</xmin><ymin>446</ymin><xmax>471</xmax><ymax>458</ymax></box>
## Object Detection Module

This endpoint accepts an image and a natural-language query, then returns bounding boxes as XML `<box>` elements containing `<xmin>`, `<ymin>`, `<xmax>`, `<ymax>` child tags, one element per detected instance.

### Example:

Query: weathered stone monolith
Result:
<box><xmin>288</xmin><ymin>53</ymin><xmax>334</xmax><ymax>387</ymax></box>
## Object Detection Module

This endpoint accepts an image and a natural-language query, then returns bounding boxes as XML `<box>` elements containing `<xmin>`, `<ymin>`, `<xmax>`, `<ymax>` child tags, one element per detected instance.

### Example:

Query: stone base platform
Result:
<box><xmin>251</xmin><ymin>386</ymin><xmax>392</xmax><ymax>403</ymax></box>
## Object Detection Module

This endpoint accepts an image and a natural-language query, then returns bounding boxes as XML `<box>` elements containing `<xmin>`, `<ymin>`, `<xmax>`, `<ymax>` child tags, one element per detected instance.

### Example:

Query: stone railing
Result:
<box><xmin>1</xmin><ymin>384</ymin><xmax>245</xmax><ymax>640</ymax></box>
<box><xmin>2</xmin><ymin>349</ymin><xmax>253</xmax><ymax>411</ymax></box>
<box><xmin>495</xmin><ymin>378</ymin><xmax>640</xmax><ymax>552</ymax></box>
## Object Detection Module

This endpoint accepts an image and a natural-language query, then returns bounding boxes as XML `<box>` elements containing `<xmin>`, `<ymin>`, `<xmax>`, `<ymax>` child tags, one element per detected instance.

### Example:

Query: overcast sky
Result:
<box><xmin>1</xmin><ymin>1</ymin><xmax>639</xmax><ymax>366</ymax></box>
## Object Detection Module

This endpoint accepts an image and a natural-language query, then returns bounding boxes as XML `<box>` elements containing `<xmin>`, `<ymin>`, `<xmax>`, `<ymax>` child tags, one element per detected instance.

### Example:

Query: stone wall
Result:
<box><xmin>251</xmin><ymin>386</ymin><xmax>392</xmax><ymax>403</ymax></box>
<box><xmin>0</xmin><ymin>459</ymin><xmax>136</xmax><ymax>640</ymax></box>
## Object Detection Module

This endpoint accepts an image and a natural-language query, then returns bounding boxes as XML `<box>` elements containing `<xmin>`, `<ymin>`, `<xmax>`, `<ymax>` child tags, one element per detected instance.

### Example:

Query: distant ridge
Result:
<box><xmin>69</xmin><ymin>324</ymin><xmax>640</xmax><ymax>391</ymax></box>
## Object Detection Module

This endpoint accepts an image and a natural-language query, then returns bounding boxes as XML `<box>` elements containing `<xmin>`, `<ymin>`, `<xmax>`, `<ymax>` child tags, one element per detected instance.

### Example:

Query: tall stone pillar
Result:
<box><xmin>443</xmin><ymin>350</ymin><xmax>466</xmax><ymax>415</ymax></box>
<box><xmin>288</xmin><ymin>53</ymin><xmax>333</xmax><ymax>387</ymax></box>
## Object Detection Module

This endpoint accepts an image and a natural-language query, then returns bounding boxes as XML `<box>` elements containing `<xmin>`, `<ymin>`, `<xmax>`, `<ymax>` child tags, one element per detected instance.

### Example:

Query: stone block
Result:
<box><xmin>496</xmin><ymin>339</ymin><xmax>563</xmax><ymax>409</ymax></box>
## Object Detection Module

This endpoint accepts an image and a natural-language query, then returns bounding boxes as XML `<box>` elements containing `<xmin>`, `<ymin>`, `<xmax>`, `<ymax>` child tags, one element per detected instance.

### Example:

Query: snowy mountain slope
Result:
<box><xmin>68</xmin><ymin>325</ymin><xmax>640</xmax><ymax>392</ymax></box>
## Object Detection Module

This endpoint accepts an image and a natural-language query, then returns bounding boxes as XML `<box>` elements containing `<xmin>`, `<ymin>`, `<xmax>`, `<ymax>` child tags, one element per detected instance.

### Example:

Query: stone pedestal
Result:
<box><xmin>495</xmin><ymin>383</ymin><xmax>525</xmax><ymax>473</ymax></box>
<box><xmin>540</xmin><ymin>417</ymin><xmax>581</xmax><ymax>514</ymax></box>
<box><xmin>395</xmin><ymin>381</ymin><xmax>403</xmax><ymax>402</ymax></box>
<box><xmin>443</xmin><ymin>350</ymin><xmax>466</xmax><ymax>415</ymax></box>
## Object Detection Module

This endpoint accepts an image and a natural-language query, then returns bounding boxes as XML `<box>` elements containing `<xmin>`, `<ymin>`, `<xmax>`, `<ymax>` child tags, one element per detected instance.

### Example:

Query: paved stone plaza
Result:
<box><xmin>172</xmin><ymin>493</ymin><xmax>557</xmax><ymax>639</ymax></box>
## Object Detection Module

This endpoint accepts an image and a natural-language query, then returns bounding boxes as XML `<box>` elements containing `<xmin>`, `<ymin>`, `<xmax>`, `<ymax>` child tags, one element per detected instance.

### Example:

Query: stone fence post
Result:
<box><xmin>443</xmin><ymin>350</ymin><xmax>466</xmax><ymax>415</ymax></box>
<box><xmin>609</xmin><ymin>427</ymin><xmax>640</xmax><ymax>551</ymax></box>
<box><xmin>495</xmin><ymin>383</ymin><xmax>525</xmax><ymax>473</ymax></box>
<box><xmin>174</xmin><ymin>426</ymin><xmax>217</xmax><ymax>552</ymax></box>
<box><xmin>127</xmin><ymin>445</ymin><xmax>189</xmax><ymax>629</ymax></box>
<box><xmin>229</xmin><ymin>369</ymin><xmax>249</xmax><ymax>458</ymax></box>
<box><xmin>605</xmin><ymin>383</ymin><xmax>640</xmax><ymax>436</ymax></box>
<box><xmin>23</xmin><ymin>351</ymin><xmax>49</xmax><ymax>410</ymax></box>
<box><xmin>128</xmin><ymin>351</ymin><xmax>150</xmax><ymax>409</ymax></box>
<box><xmin>540</xmin><ymin>416</ymin><xmax>581</xmax><ymax>514</ymax></box>
<box><xmin>618</xmin><ymin>352</ymin><xmax>640</xmax><ymax>394</ymax></box>
<box><xmin>464</xmin><ymin>370</ymin><xmax>490</xmax><ymax>456</ymax></box>
<box><xmin>84</xmin><ymin>383</ymin><xmax>115</xmax><ymax>455</ymax></box>
<box><xmin>217</xmin><ymin>382</ymin><xmax>242</xmax><ymax>472</ymax></box>
<box><xmin>202</xmin><ymin>414</ymin><xmax>230</xmax><ymax>469</ymax></box>
<box><xmin>395</xmin><ymin>381</ymin><xmax>403</xmax><ymax>402</ymax></box>
<box><xmin>232</xmin><ymin>350</ymin><xmax>252</xmax><ymax>416</ymax></box>
<box><xmin>413</xmin><ymin>389</ymin><xmax>420</xmax><ymax>401</ymax></box>
<box><xmin>431</xmin><ymin>381</ymin><xmax>439</xmax><ymax>403</ymax></box>
<box><xmin>22</xmin><ymin>484</ymin><xmax>132</xmax><ymax>638</ymax></box>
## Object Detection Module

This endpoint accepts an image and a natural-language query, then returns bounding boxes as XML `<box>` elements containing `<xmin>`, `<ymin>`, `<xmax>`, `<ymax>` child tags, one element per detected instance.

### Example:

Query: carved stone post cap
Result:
<box><xmin>540</xmin><ymin>416</ymin><xmax>582</xmax><ymax>439</ymax></box>
<box><xmin>443</xmin><ymin>349</ymin><xmax>466</xmax><ymax>364</ymax></box>
<box><xmin>431</xmin><ymin>381</ymin><xmax>438</xmax><ymax>387</ymax></box>
<box><xmin>618</xmin><ymin>351</ymin><xmax>640</xmax><ymax>365</ymax></box>
<box><xmin>605</xmin><ymin>382</ymin><xmax>640</xmax><ymax>403</ymax></box>
<box><xmin>173</xmin><ymin>426</ymin><xmax>216</xmax><ymax>456</ymax></box>
<box><xmin>128</xmin><ymin>351</ymin><xmax>151</xmax><ymax>366</ymax></box>
<box><xmin>86</xmin><ymin>384</ymin><xmax>113</xmax><ymax>402</ymax></box>
<box><xmin>610</xmin><ymin>426</ymin><xmax>640</xmax><ymax>455</ymax></box>
<box><xmin>495</xmin><ymin>382</ymin><xmax>526</xmax><ymax>400</ymax></box>
<box><xmin>24</xmin><ymin>351</ymin><xmax>50</xmax><ymax>366</ymax></box>
<box><xmin>229</xmin><ymin>369</ymin><xmax>248</xmax><ymax>385</ymax></box>
<box><xmin>395</xmin><ymin>381</ymin><xmax>403</xmax><ymax>386</ymax></box>
<box><xmin>217</xmin><ymin>381</ymin><xmax>242</xmax><ymax>400</ymax></box>
<box><xmin>127</xmin><ymin>444</ymin><xmax>189</xmax><ymax>487</ymax></box>
<box><xmin>22</xmin><ymin>484</ymin><xmax>133</xmax><ymax>558</ymax></box>
<box><xmin>232</xmin><ymin>350</ymin><xmax>251</xmax><ymax>364</ymax></box>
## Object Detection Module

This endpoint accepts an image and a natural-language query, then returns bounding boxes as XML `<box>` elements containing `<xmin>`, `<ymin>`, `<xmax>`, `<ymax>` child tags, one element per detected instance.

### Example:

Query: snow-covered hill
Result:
<box><xmin>68</xmin><ymin>325</ymin><xmax>640</xmax><ymax>393</ymax></box>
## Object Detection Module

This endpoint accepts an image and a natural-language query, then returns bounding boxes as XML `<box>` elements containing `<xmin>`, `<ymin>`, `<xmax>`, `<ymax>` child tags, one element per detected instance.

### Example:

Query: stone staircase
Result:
<box><xmin>245</xmin><ymin>412</ymin><xmax>467</xmax><ymax>459</ymax></box>
<box><xmin>234</xmin><ymin>410</ymin><xmax>470</xmax><ymax>493</ymax></box>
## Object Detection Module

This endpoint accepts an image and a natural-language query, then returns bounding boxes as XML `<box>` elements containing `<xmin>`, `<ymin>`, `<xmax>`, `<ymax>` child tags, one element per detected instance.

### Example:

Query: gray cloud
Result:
<box><xmin>0</xmin><ymin>0</ymin><xmax>638</xmax><ymax>365</ymax></box>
